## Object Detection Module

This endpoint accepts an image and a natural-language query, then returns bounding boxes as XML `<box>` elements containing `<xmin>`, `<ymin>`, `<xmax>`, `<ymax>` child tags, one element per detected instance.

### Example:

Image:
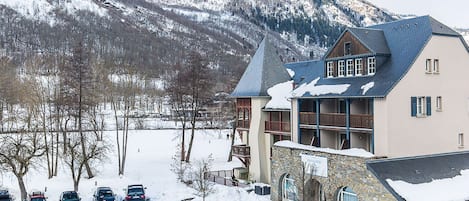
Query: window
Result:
<box><xmin>459</xmin><ymin>133</ymin><xmax>464</xmax><ymax>147</ymax></box>
<box><xmin>411</xmin><ymin>96</ymin><xmax>431</xmax><ymax>117</ymax></box>
<box><xmin>337</xmin><ymin>187</ymin><xmax>358</xmax><ymax>201</ymax></box>
<box><xmin>344</xmin><ymin>42</ymin><xmax>352</xmax><ymax>55</ymax></box>
<box><xmin>346</xmin><ymin>59</ymin><xmax>354</xmax><ymax>76</ymax></box>
<box><xmin>327</xmin><ymin>61</ymin><xmax>334</xmax><ymax>78</ymax></box>
<box><xmin>282</xmin><ymin>174</ymin><xmax>298</xmax><ymax>201</ymax></box>
<box><xmin>433</xmin><ymin>59</ymin><xmax>440</xmax><ymax>73</ymax></box>
<box><xmin>426</xmin><ymin>59</ymin><xmax>432</xmax><ymax>73</ymax></box>
<box><xmin>338</xmin><ymin>60</ymin><xmax>345</xmax><ymax>77</ymax></box>
<box><xmin>355</xmin><ymin>58</ymin><xmax>363</xmax><ymax>76</ymax></box>
<box><xmin>367</xmin><ymin>57</ymin><xmax>376</xmax><ymax>75</ymax></box>
<box><xmin>436</xmin><ymin>96</ymin><xmax>442</xmax><ymax>111</ymax></box>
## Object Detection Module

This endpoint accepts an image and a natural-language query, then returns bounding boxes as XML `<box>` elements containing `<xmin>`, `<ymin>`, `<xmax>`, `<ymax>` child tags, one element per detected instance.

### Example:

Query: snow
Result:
<box><xmin>0</xmin><ymin>0</ymin><xmax>108</xmax><ymax>25</ymax></box>
<box><xmin>286</xmin><ymin>68</ymin><xmax>295</xmax><ymax>78</ymax></box>
<box><xmin>386</xmin><ymin>169</ymin><xmax>469</xmax><ymax>201</ymax></box>
<box><xmin>300</xmin><ymin>154</ymin><xmax>327</xmax><ymax>177</ymax></box>
<box><xmin>291</xmin><ymin>77</ymin><xmax>350</xmax><ymax>98</ymax></box>
<box><xmin>265</xmin><ymin>80</ymin><xmax>293</xmax><ymax>110</ymax></box>
<box><xmin>360</xmin><ymin>81</ymin><xmax>374</xmax><ymax>95</ymax></box>
<box><xmin>2</xmin><ymin>130</ymin><xmax>269</xmax><ymax>201</ymax></box>
<box><xmin>275</xmin><ymin>140</ymin><xmax>374</xmax><ymax>158</ymax></box>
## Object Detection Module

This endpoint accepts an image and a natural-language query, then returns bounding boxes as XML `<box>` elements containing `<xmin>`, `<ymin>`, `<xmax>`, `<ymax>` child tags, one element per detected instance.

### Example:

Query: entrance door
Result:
<box><xmin>304</xmin><ymin>179</ymin><xmax>325</xmax><ymax>201</ymax></box>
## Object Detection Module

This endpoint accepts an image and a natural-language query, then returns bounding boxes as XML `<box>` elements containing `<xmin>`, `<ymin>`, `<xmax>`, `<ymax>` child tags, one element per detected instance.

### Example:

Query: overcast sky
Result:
<box><xmin>367</xmin><ymin>0</ymin><xmax>469</xmax><ymax>28</ymax></box>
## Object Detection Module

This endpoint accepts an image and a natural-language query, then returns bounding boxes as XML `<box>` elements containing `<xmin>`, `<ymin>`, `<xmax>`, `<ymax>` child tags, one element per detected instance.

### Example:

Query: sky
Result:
<box><xmin>367</xmin><ymin>0</ymin><xmax>469</xmax><ymax>29</ymax></box>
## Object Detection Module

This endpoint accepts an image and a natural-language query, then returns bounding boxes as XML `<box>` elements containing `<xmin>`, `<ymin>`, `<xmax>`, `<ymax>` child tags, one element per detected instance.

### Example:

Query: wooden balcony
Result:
<box><xmin>299</xmin><ymin>112</ymin><xmax>373</xmax><ymax>129</ymax></box>
<box><xmin>237</xmin><ymin>119</ymin><xmax>250</xmax><ymax>129</ymax></box>
<box><xmin>265</xmin><ymin>121</ymin><xmax>291</xmax><ymax>133</ymax></box>
<box><xmin>232</xmin><ymin>144</ymin><xmax>250</xmax><ymax>167</ymax></box>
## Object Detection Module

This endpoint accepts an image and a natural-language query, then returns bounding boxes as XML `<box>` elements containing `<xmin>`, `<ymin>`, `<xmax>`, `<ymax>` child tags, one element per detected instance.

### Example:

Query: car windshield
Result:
<box><xmin>63</xmin><ymin>193</ymin><xmax>78</xmax><ymax>199</ymax></box>
<box><xmin>100</xmin><ymin>192</ymin><xmax>113</xmax><ymax>198</ymax></box>
<box><xmin>127</xmin><ymin>188</ymin><xmax>143</xmax><ymax>195</ymax></box>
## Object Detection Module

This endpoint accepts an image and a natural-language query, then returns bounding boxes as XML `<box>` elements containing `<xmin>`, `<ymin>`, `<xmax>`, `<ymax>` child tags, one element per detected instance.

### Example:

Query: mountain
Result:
<box><xmin>0</xmin><ymin>0</ymin><xmax>399</xmax><ymax>91</ymax></box>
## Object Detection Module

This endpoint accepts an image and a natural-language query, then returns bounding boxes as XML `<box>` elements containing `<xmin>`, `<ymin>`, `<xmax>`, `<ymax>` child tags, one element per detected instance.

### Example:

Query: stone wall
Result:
<box><xmin>271</xmin><ymin>145</ymin><xmax>396</xmax><ymax>201</ymax></box>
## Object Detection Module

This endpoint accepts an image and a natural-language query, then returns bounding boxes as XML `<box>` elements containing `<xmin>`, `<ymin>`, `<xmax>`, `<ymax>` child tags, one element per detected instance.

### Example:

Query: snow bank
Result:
<box><xmin>265</xmin><ymin>80</ymin><xmax>293</xmax><ymax>110</ymax></box>
<box><xmin>291</xmin><ymin>77</ymin><xmax>350</xmax><ymax>97</ymax></box>
<box><xmin>360</xmin><ymin>81</ymin><xmax>374</xmax><ymax>95</ymax></box>
<box><xmin>386</xmin><ymin>169</ymin><xmax>469</xmax><ymax>201</ymax></box>
<box><xmin>275</xmin><ymin>140</ymin><xmax>374</xmax><ymax>158</ymax></box>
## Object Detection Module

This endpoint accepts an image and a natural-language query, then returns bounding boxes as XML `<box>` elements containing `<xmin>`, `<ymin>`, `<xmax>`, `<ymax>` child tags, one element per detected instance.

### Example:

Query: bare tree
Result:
<box><xmin>190</xmin><ymin>155</ymin><xmax>215</xmax><ymax>201</ymax></box>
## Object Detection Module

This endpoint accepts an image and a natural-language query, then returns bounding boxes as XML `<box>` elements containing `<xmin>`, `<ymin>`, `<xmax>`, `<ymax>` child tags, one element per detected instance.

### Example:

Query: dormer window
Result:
<box><xmin>327</xmin><ymin>61</ymin><xmax>334</xmax><ymax>78</ymax></box>
<box><xmin>344</xmin><ymin>42</ymin><xmax>352</xmax><ymax>56</ymax></box>
<box><xmin>346</xmin><ymin>59</ymin><xmax>354</xmax><ymax>76</ymax></box>
<box><xmin>367</xmin><ymin>57</ymin><xmax>376</xmax><ymax>75</ymax></box>
<box><xmin>338</xmin><ymin>60</ymin><xmax>345</xmax><ymax>77</ymax></box>
<box><xmin>355</xmin><ymin>59</ymin><xmax>363</xmax><ymax>76</ymax></box>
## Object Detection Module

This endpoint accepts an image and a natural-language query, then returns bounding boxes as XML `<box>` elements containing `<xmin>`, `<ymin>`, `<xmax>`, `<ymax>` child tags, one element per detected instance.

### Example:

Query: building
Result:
<box><xmin>230</xmin><ymin>16</ymin><xmax>469</xmax><ymax>200</ymax></box>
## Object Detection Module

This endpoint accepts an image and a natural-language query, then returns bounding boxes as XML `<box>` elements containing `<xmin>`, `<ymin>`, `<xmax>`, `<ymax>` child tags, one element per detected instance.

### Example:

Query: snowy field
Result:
<box><xmin>1</xmin><ymin>129</ymin><xmax>269</xmax><ymax>201</ymax></box>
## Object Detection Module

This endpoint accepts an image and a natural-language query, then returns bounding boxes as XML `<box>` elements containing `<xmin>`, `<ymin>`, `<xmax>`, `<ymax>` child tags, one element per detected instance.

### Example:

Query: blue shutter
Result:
<box><xmin>411</xmin><ymin>97</ymin><xmax>417</xmax><ymax>117</ymax></box>
<box><xmin>426</xmin><ymin>96</ymin><xmax>432</xmax><ymax>116</ymax></box>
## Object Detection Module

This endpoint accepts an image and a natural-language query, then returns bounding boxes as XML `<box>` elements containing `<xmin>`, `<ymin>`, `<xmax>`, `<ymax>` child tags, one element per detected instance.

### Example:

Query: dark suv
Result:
<box><xmin>125</xmin><ymin>185</ymin><xmax>147</xmax><ymax>201</ymax></box>
<box><xmin>93</xmin><ymin>187</ymin><xmax>115</xmax><ymax>201</ymax></box>
<box><xmin>59</xmin><ymin>191</ymin><xmax>80</xmax><ymax>201</ymax></box>
<box><xmin>0</xmin><ymin>189</ymin><xmax>12</xmax><ymax>201</ymax></box>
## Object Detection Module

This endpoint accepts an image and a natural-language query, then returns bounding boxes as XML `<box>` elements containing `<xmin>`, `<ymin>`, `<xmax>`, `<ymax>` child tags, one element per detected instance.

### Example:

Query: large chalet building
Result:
<box><xmin>230</xmin><ymin>16</ymin><xmax>469</xmax><ymax>201</ymax></box>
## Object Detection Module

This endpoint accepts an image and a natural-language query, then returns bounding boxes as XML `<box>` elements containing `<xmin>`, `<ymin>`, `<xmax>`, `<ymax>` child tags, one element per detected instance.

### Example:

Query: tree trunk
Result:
<box><xmin>16</xmin><ymin>175</ymin><xmax>27</xmax><ymax>201</ymax></box>
<box><xmin>185</xmin><ymin>115</ymin><xmax>197</xmax><ymax>162</ymax></box>
<box><xmin>112</xmin><ymin>100</ymin><xmax>123</xmax><ymax>175</ymax></box>
<box><xmin>181</xmin><ymin>117</ymin><xmax>186</xmax><ymax>162</ymax></box>
<box><xmin>227</xmin><ymin>122</ymin><xmax>236</xmax><ymax>162</ymax></box>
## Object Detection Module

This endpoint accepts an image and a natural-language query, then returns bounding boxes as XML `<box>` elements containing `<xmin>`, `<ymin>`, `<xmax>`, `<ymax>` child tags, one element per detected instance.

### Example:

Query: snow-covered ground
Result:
<box><xmin>1</xmin><ymin>129</ymin><xmax>269</xmax><ymax>201</ymax></box>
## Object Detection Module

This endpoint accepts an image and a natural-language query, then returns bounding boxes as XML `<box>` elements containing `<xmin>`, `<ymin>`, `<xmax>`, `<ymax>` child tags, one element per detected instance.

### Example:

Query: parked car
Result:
<box><xmin>0</xmin><ymin>189</ymin><xmax>12</xmax><ymax>201</ymax></box>
<box><xmin>29</xmin><ymin>191</ymin><xmax>46</xmax><ymax>201</ymax></box>
<box><xmin>59</xmin><ymin>191</ymin><xmax>80</xmax><ymax>201</ymax></box>
<box><xmin>124</xmin><ymin>185</ymin><xmax>147</xmax><ymax>201</ymax></box>
<box><xmin>93</xmin><ymin>187</ymin><xmax>115</xmax><ymax>201</ymax></box>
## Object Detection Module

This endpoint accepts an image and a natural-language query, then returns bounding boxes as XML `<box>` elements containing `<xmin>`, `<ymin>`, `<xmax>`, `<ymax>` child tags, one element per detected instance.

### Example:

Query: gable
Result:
<box><xmin>326</xmin><ymin>31</ymin><xmax>372</xmax><ymax>59</ymax></box>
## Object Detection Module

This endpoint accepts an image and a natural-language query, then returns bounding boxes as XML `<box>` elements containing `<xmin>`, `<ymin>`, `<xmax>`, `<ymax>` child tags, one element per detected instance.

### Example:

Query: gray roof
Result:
<box><xmin>367</xmin><ymin>151</ymin><xmax>469</xmax><ymax>201</ymax></box>
<box><xmin>287</xmin><ymin>16</ymin><xmax>467</xmax><ymax>99</ymax></box>
<box><xmin>231</xmin><ymin>36</ymin><xmax>291</xmax><ymax>97</ymax></box>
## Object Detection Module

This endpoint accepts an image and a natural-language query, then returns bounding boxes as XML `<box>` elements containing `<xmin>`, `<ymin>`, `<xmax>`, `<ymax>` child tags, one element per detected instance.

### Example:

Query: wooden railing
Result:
<box><xmin>265</xmin><ymin>121</ymin><xmax>291</xmax><ymax>133</ymax></box>
<box><xmin>299</xmin><ymin>112</ymin><xmax>373</xmax><ymax>129</ymax></box>
<box><xmin>232</xmin><ymin>144</ymin><xmax>250</xmax><ymax>157</ymax></box>
<box><xmin>237</xmin><ymin>119</ymin><xmax>250</xmax><ymax>129</ymax></box>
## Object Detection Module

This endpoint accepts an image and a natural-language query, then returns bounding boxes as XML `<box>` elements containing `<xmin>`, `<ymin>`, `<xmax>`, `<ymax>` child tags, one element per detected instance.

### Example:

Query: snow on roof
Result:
<box><xmin>386</xmin><ymin>169</ymin><xmax>469</xmax><ymax>201</ymax></box>
<box><xmin>291</xmin><ymin>77</ymin><xmax>350</xmax><ymax>98</ymax></box>
<box><xmin>274</xmin><ymin>140</ymin><xmax>374</xmax><ymax>158</ymax></box>
<box><xmin>286</xmin><ymin>68</ymin><xmax>295</xmax><ymax>78</ymax></box>
<box><xmin>265</xmin><ymin>80</ymin><xmax>293</xmax><ymax>110</ymax></box>
<box><xmin>360</xmin><ymin>81</ymin><xmax>374</xmax><ymax>95</ymax></box>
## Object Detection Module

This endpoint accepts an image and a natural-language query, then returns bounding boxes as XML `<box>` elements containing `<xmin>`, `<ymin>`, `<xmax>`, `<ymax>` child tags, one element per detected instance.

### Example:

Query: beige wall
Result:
<box><xmin>291</xmin><ymin>99</ymin><xmax>299</xmax><ymax>143</ymax></box>
<box><xmin>248</xmin><ymin>98</ymin><xmax>270</xmax><ymax>183</ymax></box>
<box><xmin>351</xmin><ymin>132</ymin><xmax>369</xmax><ymax>151</ymax></box>
<box><xmin>320</xmin><ymin>130</ymin><xmax>337</xmax><ymax>148</ymax></box>
<box><xmin>375</xmin><ymin>35</ymin><xmax>469</xmax><ymax>157</ymax></box>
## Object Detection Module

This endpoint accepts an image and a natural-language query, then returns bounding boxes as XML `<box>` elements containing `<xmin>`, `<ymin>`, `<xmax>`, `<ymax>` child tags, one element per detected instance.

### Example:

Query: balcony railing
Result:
<box><xmin>232</xmin><ymin>144</ymin><xmax>250</xmax><ymax>158</ymax></box>
<box><xmin>237</xmin><ymin>119</ymin><xmax>250</xmax><ymax>129</ymax></box>
<box><xmin>299</xmin><ymin>112</ymin><xmax>373</xmax><ymax>129</ymax></box>
<box><xmin>265</xmin><ymin>121</ymin><xmax>291</xmax><ymax>133</ymax></box>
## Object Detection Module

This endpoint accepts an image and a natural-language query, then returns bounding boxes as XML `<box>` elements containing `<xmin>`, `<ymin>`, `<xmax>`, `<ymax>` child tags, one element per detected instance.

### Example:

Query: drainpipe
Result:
<box><xmin>370</xmin><ymin>98</ymin><xmax>375</xmax><ymax>154</ymax></box>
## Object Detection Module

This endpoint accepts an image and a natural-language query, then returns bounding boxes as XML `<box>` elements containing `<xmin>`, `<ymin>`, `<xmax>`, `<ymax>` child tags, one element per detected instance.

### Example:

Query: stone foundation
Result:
<box><xmin>271</xmin><ymin>144</ymin><xmax>395</xmax><ymax>201</ymax></box>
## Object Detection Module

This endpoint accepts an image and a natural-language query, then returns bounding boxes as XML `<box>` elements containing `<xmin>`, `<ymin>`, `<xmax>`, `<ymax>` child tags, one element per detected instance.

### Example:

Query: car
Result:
<box><xmin>93</xmin><ymin>187</ymin><xmax>115</xmax><ymax>201</ymax></box>
<box><xmin>59</xmin><ymin>191</ymin><xmax>80</xmax><ymax>201</ymax></box>
<box><xmin>0</xmin><ymin>189</ymin><xmax>12</xmax><ymax>201</ymax></box>
<box><xmin>124</xmin><ymin>185</ymin><xmax>147</xmax><ymax>201</ymax></box>
<box><xmin>29</xmin><ymin>191</ymin><xmax>47</xmax><ymax>201</ymax></box>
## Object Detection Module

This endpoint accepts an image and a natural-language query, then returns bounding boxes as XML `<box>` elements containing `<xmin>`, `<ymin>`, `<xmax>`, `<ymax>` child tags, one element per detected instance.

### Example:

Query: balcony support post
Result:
<box><xmin>297</xmin><ymin>99</ymin><xmax>302</xmax><ymax>144</ymax></box>
<box><xmin>315</xmin><ymin>99</ymin><xmax>321</xmax><ymax>146</ymax></box>
<box><xmin>346</xmin><ymin>98</ymin><xmax>351</xmax><ymax>149</ymax></box>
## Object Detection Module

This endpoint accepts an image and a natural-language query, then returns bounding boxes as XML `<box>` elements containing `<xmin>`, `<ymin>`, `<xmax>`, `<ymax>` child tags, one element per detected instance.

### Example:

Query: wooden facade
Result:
<box><xmin>326</xmin><ymin>31</ymin><xmax>371</xmax><ymax>59</ymax></box>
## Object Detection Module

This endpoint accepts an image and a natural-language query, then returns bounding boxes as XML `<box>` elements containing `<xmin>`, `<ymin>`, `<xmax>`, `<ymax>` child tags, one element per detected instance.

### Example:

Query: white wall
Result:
<box><xmin>379</xmin><ymin>35</ymin><xmax>469</xmax><ymax>157</ymax></box>
<box><xmin>248</xmin><ymin>97</ymin><xmax>269</xmax><ymax>183</ymax></box>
